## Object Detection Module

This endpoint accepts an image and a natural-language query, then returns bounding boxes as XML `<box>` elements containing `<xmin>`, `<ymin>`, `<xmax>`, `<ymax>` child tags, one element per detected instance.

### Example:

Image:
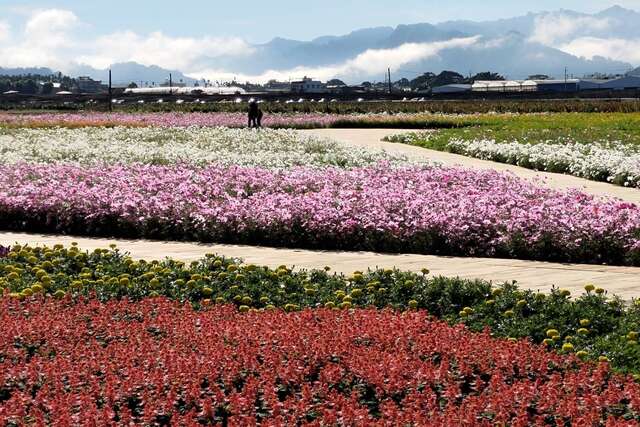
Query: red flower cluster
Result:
<box><xmin>1</xmin><ymin>298</ymin><xmax>638</xmax><ymax>426</ymax></box>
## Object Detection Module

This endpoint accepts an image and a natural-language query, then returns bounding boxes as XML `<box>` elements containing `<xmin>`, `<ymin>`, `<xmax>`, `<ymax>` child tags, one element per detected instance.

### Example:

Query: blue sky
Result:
<box><xmin>1</xmin><ymin>0</ymin><xmax>638</xmax><ymax>42</ymax></box>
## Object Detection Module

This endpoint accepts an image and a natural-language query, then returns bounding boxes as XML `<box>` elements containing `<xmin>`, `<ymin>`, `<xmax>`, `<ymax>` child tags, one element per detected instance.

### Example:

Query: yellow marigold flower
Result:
<box><xmin>535</xmin><ymin>293</ymin><xmax>546</xmax><ymax>300</ymax></box>
<box><xmin>6</xmin><ymin>272</ymin><xmax>19</xmax><ymax>281</ymax></box>
<box><xmin>233</xmin><ymin>295</ymin><xmax>242</xmax><ymax>303</ymax></box>
<box><xmin>559</xmin><ymin>289</ymin><xmax>571</xmax><ymax>297</ymax></box>
<box><xmin>408</xmin><ymin>300</ymin><xmax>418</xmax><ymax>309</ymax></box>
<box><xmin>335</xmin><ymin>290</ymin><xmax>346</xmax><ymax>299</ymax></box>
<box><xmin>186</xmin><ymin>280</ymin><xmax>196</xmax><ymax>288</ymax></box>
<box><xmin>580</xmin><ymin>319</ymin><xmax>590</xmax><ymax>327</ymax></box>
<box><xmin>119</xmin><ymin>278</ymin><xmax>129</xmax><ymax>286</ymax></box>
<box><xmin>421</xmin><ymin>268</ymin><xmax>430</xmax><ymax>275</ymax></box>
<box><xmin>584</xmin><ymin>284</ymin><xmax>595</xmax><ymax>293</ymax></box>
<box><xmin>492</xmin><ymin>288</ymin><xmax>503</xmax><ymax>297</ymax></box>
<box><xmin>516</xmin><ymin>299</ymin><xmax>527</xmax><ymax>308</ymax></box>
<box><xmin>383</xmin><ymin>269</ymin><xmax>393</xmax><ymax>275</ymax></box>
<box><xmin>598</xmin><ymin>356</ymin><xmax>609</xmax><ymax>362</ymax></box>
<box><xmin>578</xmin><ymin>328</ymin><xmax>589</xmax><ymax>336</ymax></box>
<box><xmin>202</xmin><ymin>287</ymin><xmax>213</xmax><ymax>297</ymax></box>
<box><xmin>562</xmin><ymin>343</ymin><xmax>574</xmax><ymax>352</ymax></box>
<box><xmin>377</xmin><ymin>287</ymin><xmax>387</xmax><ymax>294</ymax></box>
<box><xmin>265</xmin><ymin>304</ymin><xmax>276</xmax><ymax>310</ymax></box>
<box><xmin>53</xmin><ymin>290</ymin><xmax>66</xmax><ymax>299</ymax></box>
<box><xmin>241</xmin><ymin>296</ymin><xmax>252</xmax><ymax>305</ymax></box>
<box><xmin>215</xmin><ymin>297</ymin><xmax>225</xmax><ymax>304</ymax></box>
<box><xmin>576</xmin><ymin>350</ymin><xmax>588</xmax><ymax>359</ymax></box>
<box><xmin>226</xmin><ymin>264</ymin><xmax>238</xmax><ymax>272</ymax></box>
<box><xmin>325</xmin><ymin>301</ymin><xmax>336</xmax><ymax>309</ymax></box>
<box><xmin>259</xmin><ymin>296</ymin><xmax>269</xmax><ymax>304</ymax></box>
<box><xmin>463</xmin><ymin>307</ymin><xmax>474</xmax><ymax>314</ymax></box>
<box><xmin>503</xmin><ymin>310</ymin><xmax>515</xmax><ymax>318</ymax></box>
<box><xmin>191</xmin><ymin>274</ymin><xmax>203</xmax><ymax>281</ymax></box>
<box><xmin>21</xmin><ymin>288</ymin><xmax>34</xmax><ymax>297</ymax></box>
<box><xmin>485</xmin><ymin>299</ymin><xmax>495</xmax><ymax>306</ymax></box>
<box><xmin>595</xmin><ymin>287</ymin><xmax>605</xmax><ymax>295</ymax></box>
<box><xmin>350</xmin><ymin>288</ymin><xmax>363</xmax><ymax>298</ymax></box>
<box><xmin>459</xmin><ymin>311</ymin><xmax>468</xmax><ymax>317</ymax></box>
<box><xmin>340</xmin><ymin>301</ymin><xmax>352</xmax><ymax>310</ymax></box>
<box><xmin>31</xmin><ymin>284</ymin><xmax>44</xmax><ymax>293</ymax></box>
<box><xmin>239</xmin><ymin>305</ymin><xmax>250</xmax><ymax>313</ymax></box>
<box><xmin>628</xmin><ymin>331</ymin><xmax>639</xmax><ymax>341</ymax></box>
<box><xmin>507</xmin><ymin>338</ymin><xmax>518</xmax><ymax>343</ymax></box>
<box><xmin>235</xmin><ymin>274</ymin><xmax>245</xmax><ymax>282</ymax></box>
<box><xmin>546</xmin><ymin>329</ymin><xmax>559</xmax><ymax>338</ymax></box>
<box><xmin>350</xmin><ymin>273</ymin><xmax>363</xmax><ymax>282</ymax></box>
<box><xmin>543</xmin><ymin>339</ymin><xmax>554</xmax><ymax>346</ymax></box>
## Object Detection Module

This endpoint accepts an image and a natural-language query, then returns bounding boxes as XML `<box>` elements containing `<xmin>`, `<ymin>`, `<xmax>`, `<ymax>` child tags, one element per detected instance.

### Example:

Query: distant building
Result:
<box><xmin>432</xmin><ymin>84</ymin><xmax>472</xmax><ymax>94</ymax></box>
<box><xmin>472</xmin><ymin>80</ymin><xmax>537</xmax><ymax>92</ymax></box>
<box><xmin>291</xmin><ymin>76</ymin><xmax>327</xmax><ymax>93</ymax></box>
<box><xmin>579</xmin><ymin>76</ymin><xmax>640</xmax><ymax>91</ymax></box>
<box><xmin>535</xmin><ymin>79</ymin><xmax>580</xmax><ymax>92</ymax></box>
<box><xmin>264</xmin><ymin>80</ymin><xmax>291</xmax><ymax>91</ymax></box>
<box><xmin>76</xmin><ymin>76</ymin><xmax>106</xmax><ymax>93</ymax></box>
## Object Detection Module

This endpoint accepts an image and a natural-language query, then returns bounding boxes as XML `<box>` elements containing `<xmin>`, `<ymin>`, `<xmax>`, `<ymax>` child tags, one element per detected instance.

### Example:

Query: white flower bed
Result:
<box><xmin>385</xmin><ymin>131</ymin><xmax>640</xmax><ymax>188</ymax></box>
<box><xmin>0</xmin><ymin>126</ymin><xmax>416</xmax><ymax>169</ymax></box>
<box><xmin>447</xmin><ymin>139</ymin><xmax>640</xmax><ymax>188</ymax></box>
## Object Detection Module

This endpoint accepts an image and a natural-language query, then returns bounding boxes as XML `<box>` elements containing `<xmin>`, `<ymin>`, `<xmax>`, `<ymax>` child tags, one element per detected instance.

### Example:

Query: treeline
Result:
<box><xmin>0</xmin><ymin>73</ymin><xmax>74</xmax><ymax>95</ymax></box>
<box><xmin>395</xmin><ymin>71</ymin><xmax>505</xmax><ymax>91</ymax></box>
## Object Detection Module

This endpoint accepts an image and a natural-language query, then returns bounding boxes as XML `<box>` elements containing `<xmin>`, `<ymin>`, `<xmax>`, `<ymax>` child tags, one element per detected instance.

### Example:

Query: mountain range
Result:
<box><xmin>4</xmin><ymin>6</ymin><xmax>640</xmax><ymax>84</ymax></box>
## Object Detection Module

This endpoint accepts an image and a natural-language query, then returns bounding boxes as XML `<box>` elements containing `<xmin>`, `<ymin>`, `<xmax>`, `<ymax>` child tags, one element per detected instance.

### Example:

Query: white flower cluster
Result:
<box><xmin>0</xmin><ymin>126</ymin><xmax>417</xmax><ymax>169</ymax></box>
<box><xmin>447</xmin><ymin>139</ymin><xmax>640</xmax><ymax>188</ymax></box>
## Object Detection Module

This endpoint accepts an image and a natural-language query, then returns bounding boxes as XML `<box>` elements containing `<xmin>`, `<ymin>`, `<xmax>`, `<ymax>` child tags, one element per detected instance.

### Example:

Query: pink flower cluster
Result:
<box><xmin>0</xmin><ymin>112</ymin><xmax>342</xmax><ymax>128</ymax></box>
<box><xmin>1</xmin><ymin>163</ymin><xmax>638</xmax><ymax>264</ymax></box>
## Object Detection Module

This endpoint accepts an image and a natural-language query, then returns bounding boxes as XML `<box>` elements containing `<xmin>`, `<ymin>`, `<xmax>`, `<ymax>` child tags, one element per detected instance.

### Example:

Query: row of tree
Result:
<box><xmin>0</xmin><ymin>73</ymin><xmax>74</xmax><ymax>94</ymax></box>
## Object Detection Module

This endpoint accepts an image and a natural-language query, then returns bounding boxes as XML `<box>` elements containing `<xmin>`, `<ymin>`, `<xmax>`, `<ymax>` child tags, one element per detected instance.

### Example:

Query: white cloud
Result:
<box><xmin>0</xmin><ymin>21</ymin><xmax>9</xmax><ymax>43</ymax></box>
<box><xmin>0</xmin><ymin>9</ymin><xmax>79</xmax><ymax>69</ymax></box>
<box><xmin>560</xmin><ymin>37</ymin><xmax>640</xmax><ymax>64</ymax></box>
<box><xmin>77</xmin><ymin>31</ymin><xmax>253</xmax><ymax>70</ymax></box>
<box><xmin>191</xmin><ymin>37</ymin><xmax>480</xmax><ymax>83</ymax></box>
<box><xmin>529</xmin><ymin>13</ymin><xmax>611</xmax><ymax>45</ymax></box>
<box><xmin>0</xmin><ymin>8</ymin><xmax>252</xmax><ymax>72</ymax></box>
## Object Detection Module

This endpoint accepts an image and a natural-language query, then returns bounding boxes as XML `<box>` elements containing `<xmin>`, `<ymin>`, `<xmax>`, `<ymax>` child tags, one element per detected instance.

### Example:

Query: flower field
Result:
<box><xmin>0</xmin><ymin>112</ymin><xmax>342</xmax><ymax>129</ymax></box>
<box><xmin>2</xmin><ymin>163</ymin><xmax>639</xmax><ymax>265</ymax></box>
<box><xmin>389</xmin><ymin>131</ymin><xmax>640</xmax><ymax>188</ymax></box>
<box><xmin>3</xmin><ymin>299</ymin><xmax>639</xmax><ymax>425</ymax></box>
<box><xmin>2</xmin><ymin>243</ymin><xmax>640</xmax><ymax>373</ymax></box>
<box><xmin>0</xmin><ymin>126</ymin><xmax>412</xmax><ymax>168</ymax></box>
<box><xmin>1</xmin><ymin>243</ymin><xmax>640</xmax><ymax>424</ymax></box>
<box><xmin>386</xmin><ymin>112</ymin><xmax>640</xmax><ymax>188</ymax></box>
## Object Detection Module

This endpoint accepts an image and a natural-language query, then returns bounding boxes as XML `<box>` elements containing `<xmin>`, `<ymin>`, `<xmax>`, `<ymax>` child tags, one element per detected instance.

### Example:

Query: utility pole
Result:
<box><xmin>108</xmin><ymin>69</ymin><xmax>112</xmax><ymax>112</ymax></box>
<box><xmin>169</xmin><ymin>73</ymin><xmax>173</xmax><ymax>95</ymax></box>
<box><xmin>387</xmin><ymin>68</ymin><xmax>392</xmax><ymax>94</ymax></box>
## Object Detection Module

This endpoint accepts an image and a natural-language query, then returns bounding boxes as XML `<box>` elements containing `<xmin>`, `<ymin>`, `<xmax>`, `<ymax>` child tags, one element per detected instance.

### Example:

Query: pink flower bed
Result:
<box><xmin>1</xmin><ymin>163</ymin><xmax>638</xmax><ymax>265</ymax></box>
<box><xmin>0</xmin><ymin>112</ymin><xmax>341</xmax><ymax>128</ymax></box>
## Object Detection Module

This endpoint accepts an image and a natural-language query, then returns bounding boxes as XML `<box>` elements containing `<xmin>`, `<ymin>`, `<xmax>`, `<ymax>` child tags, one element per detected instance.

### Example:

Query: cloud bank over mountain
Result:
<box><xmin>0</xmin><ymin>6</ymin><xmax>637</xmax><ymax>83</ymax></box>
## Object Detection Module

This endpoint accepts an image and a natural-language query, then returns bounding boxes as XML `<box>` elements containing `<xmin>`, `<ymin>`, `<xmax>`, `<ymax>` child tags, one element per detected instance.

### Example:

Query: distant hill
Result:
<box><xmin>204</xmin><ymin>6</ymin><xmax>636</xmax><ymax>81</ymax></box>
<box><xmin>630</xmin><ymin>67</ymin><xmax>640</xmax><ymax>76</ymax></box>
<box><xmin>68</xmin><ymin>62</ymin><xmax>196</xmax><ymax>86</ymax></box>
<box><xmin>0</xmin><ymin>67</ymin><xmax>55</xmax><ymax>76</ymax></box>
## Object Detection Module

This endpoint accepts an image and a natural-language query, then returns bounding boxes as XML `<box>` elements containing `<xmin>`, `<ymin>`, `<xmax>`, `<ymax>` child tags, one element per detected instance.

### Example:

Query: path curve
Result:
<box><xmin>2</xmin><ymin>232</ymin><xmax>639</xmax><ymax>299</ymax></box>
<box><xmin>302</xmin><ymin>128</ymin><xmax>640</xmax><ymax>204</ymax></box>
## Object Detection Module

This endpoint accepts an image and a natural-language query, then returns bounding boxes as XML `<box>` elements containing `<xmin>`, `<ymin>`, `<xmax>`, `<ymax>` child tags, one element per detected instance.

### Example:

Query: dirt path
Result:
<box><xmin>302</xmin><ymin>128</ymin><xmax>640</xmax><ymax>204</ymax></box>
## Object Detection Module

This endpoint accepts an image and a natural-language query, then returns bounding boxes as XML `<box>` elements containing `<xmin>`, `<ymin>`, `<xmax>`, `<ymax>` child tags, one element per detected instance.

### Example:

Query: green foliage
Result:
<box><xmin>2</xmin><ymin>244</ymin><xmax>639</xmax><ymax>373</ymax></box>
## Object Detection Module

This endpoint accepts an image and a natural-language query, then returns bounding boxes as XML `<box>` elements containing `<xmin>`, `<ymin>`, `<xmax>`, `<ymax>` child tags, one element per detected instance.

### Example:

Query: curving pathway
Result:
<box><xmin>302</xmin><ymin>128</ymin><xmax>640</xmax><ymax>204</ymax></box>
<box><xmin>2</xmin><ymin>231</ymin><xmax>639</xmax><ymax>299</ymax></box>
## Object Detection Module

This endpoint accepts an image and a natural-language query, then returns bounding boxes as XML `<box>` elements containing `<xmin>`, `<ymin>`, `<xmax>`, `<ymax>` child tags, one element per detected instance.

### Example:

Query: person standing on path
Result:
<box><xmin>248</xmin><ymin>101</ymin><xmax>262</xmax><ymax>128</ymax></box>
